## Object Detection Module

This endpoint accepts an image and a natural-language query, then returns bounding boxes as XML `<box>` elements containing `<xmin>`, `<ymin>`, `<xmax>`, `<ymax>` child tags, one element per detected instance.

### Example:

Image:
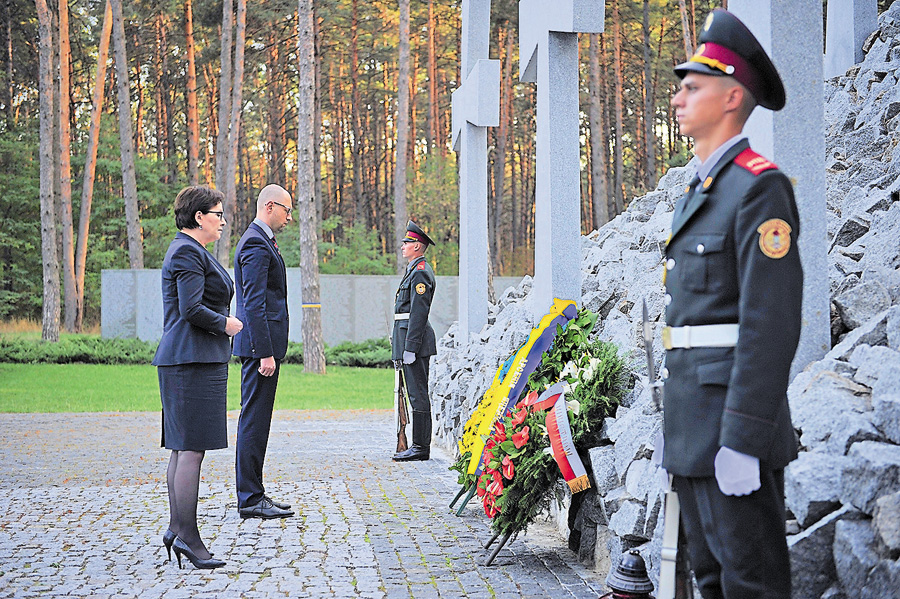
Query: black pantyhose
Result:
<box><xmin>166</xmin><ymin>450</ymin><xmax>211</xmax><ymax>560</ymax></box>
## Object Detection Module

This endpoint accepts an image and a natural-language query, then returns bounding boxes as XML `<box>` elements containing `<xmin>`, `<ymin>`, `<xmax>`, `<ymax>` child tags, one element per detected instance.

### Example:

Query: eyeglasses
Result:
<box><xmin>205</xmin><ymin>210</ymin><xmax>225</xmax><ymax>220</ymax></box>
<box><xmin>270</xmin><ymin>201</ymin><xmax>293</xmax><ymax>216</ymax></box>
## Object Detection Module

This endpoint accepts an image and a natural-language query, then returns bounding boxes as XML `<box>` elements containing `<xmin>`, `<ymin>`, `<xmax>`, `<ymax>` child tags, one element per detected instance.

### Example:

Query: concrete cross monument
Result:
<box><xmin>452</xmin><ymin>0</ymin><xmax>500</xmax><ymax>342</ymax></box>
<box><xmin>519</xmin><ymin>0</ymin><xmax>605</xmax><ymax>318</ymax></box>
<box><xmin>824</xmin><ymin>0</ymin><xmax>877</xmax><ymax>79</ymax></box>
<box><xmin>730</xmin><ymin>0</ymin><xmax>830</xmax><ymax>375</ymax></box>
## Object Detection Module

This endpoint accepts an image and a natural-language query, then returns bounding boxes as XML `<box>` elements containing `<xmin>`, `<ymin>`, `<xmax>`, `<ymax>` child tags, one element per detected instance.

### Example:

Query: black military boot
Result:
<box><xmin>393</xmin><ymin>411</ymin><xmax>431</xmax><ymax>461</ymax></box>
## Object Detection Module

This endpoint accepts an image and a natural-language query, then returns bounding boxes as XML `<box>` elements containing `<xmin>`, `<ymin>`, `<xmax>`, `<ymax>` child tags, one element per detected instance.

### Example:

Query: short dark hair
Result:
<box><xmin>174</xmin><ymin>186</ymin><xmax>225</xmax><ymax>230</ymax></box>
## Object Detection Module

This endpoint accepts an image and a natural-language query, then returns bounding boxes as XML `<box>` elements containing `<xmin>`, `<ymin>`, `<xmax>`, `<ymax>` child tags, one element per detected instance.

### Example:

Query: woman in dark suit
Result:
<box><xmin>152</xmin><ymin>186</ymin><xmax>242</xmax><ymax>570</ymax></box>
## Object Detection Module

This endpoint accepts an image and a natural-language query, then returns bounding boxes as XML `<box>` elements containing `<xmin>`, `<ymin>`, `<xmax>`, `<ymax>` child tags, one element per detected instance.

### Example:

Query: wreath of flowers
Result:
<box><xmin>450</xmin><ymin>307</ymin><xmax>626</xmax><ymax>537</ymax></box>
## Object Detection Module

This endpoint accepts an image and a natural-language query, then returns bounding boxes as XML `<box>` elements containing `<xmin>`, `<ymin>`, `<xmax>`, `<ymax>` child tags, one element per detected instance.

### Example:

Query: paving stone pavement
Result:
<box><xmin>0</xmin><ymin>410</ymin><xmax>607</xmax><ymax>598</ymax></box>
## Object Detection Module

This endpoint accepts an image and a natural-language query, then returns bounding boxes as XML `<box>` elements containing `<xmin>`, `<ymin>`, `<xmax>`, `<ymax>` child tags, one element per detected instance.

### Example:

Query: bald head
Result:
<box><xmin>256</xmin><ymin>184</ymin><xmax>293</xmax><ymax>233</ymax></box>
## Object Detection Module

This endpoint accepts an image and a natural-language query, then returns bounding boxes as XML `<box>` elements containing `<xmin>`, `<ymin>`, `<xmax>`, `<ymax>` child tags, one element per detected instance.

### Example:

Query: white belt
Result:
<box><xmin>662</xmin><ymin>324</ymin><xmax>738</xmax><ymax>350</ymax></box>
<box><xmin>394</xmin><ymin>313</ymin><xmax>410</xmax><ymax>321</ymax></box>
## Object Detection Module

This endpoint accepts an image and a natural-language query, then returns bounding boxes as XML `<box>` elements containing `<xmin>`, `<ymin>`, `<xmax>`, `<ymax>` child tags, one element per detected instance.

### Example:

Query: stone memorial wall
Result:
<box><xmin>432</xmin><ymin>3</ymin><xmax>900</xmax><ymax>595</ymax></box>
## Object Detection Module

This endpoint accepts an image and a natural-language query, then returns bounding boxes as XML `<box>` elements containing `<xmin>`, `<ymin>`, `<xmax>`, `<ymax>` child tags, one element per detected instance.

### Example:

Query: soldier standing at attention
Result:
<box><xmin>392</xmin><ymin>221</ymin><xmax>437</xmax><ymax>462</ymax></box>
<box><xmin>661</xmin><ymin>9</ymin><xmax>803</xmax><ymax>599</ymax></box>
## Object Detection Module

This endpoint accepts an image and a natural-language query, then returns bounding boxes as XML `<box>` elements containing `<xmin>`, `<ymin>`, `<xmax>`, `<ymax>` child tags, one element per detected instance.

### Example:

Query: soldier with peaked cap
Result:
<box><xmin>659</xmin><ymin>9</ymin><xmax>802</xmax><ymax>599</ymax></box>
<box><xmin>392</xmin><ymin>221</ymin><xmax>438</xmax><ymax>462</ymax></box>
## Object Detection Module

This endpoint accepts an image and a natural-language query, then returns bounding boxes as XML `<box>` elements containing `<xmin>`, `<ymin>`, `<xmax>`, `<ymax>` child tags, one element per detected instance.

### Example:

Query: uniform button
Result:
<box><xmin>665</xmin><ymin>294</ymin><xmax>672</xmax><ymax>306</ymax></box>
<box><xmin>666</xmin><ymin>258</ymin><xmax>676</xmax><ymax>270</ymax></box>
<box><xmin>661</xmin><ymin>368</ymin><xmax>670</xmax><ymax>380</ymax></box>
<box><xmin>696</xmin><ymin>243</ymin><xmax>705</xmax><ymax>254</ymax></box>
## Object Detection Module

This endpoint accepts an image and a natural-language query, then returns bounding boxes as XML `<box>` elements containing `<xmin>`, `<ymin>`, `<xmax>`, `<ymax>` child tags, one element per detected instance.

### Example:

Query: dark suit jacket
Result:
<box><xmin>152</xmin><ymin>232</ymin><xmax>235</xmax><ymax>366</ymax></box>
<box><xmin>662</xmin><ymin>139</ymin><xmax>802</xmax><ymax>477</ymax></box>
<box><xmin>391</xmin><ymin>256</ymin><xmax>437</xmax><ymax>359</ymax></box>
<box><xmin>232</xmin><ymin>222</ymin><xmax>289</xmax><ymax>361</ymax></box>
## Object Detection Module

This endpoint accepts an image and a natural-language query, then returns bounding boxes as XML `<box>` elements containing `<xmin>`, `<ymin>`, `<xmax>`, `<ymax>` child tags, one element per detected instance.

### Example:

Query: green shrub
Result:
<box><xmin>0</xmin><ymin>335</ymin><xmax>394</xmax><ymax>368</ymax></box>
<box><xmin>0</xmin><ymin>335</ymin><xmax>157</xmax><ymax>364</ymax></box>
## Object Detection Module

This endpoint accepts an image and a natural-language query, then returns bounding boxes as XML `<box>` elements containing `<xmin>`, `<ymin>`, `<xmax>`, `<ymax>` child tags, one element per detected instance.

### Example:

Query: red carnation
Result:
<box><xmin>513</xmin><ymin>426</ymin><xmax>530</xmax><ymax>449</ymax></box>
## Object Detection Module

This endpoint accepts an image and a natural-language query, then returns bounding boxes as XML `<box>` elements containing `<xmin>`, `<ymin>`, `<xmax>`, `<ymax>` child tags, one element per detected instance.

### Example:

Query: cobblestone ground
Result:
<box><xmin>0</xmin><ymin>410</ymin><xmax>606</xmax><ymax>598</ymax></box>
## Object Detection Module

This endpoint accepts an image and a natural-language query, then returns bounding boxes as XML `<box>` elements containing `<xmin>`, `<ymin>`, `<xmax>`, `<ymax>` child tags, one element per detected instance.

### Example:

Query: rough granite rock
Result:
<box><xmin>841</xmin><ymin>441</ymin><xmax>900</xmax><ymax>514</ymax></box>
<box><xmin>429</xmin><ymin>6</ymin><xmax>900</xmax><ymax>594</ymax></box>
<box><xmin>873</xmin><ymin>491</ymin><xmax>900</xmax><ymax>557</ymax></box>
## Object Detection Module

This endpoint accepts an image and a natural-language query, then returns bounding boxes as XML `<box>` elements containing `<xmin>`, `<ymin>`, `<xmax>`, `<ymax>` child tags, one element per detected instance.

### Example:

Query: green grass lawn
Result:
<box><xmin>0</xmin><ymin>363</ymin><xmax>393</xmax><ymax>413</ymax></box>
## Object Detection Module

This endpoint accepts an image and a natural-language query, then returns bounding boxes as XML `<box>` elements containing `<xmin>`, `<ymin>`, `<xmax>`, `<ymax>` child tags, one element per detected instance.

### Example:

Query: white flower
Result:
<box><xmin>566</xmin><ymin>399</ymin><xmax>581</xmax><ymax>415</ymax></box>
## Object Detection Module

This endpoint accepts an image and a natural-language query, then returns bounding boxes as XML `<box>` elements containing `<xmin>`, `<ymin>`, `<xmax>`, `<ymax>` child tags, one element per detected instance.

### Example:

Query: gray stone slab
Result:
<box><xmin>730</xmin><ymin>0</ymin><xmax>830</xmax><ymax>376</ymax></box>
<box><xmin>825</xmin><ymin>0</ymin><xmax>878</xmax><ymax>79</ymax></box>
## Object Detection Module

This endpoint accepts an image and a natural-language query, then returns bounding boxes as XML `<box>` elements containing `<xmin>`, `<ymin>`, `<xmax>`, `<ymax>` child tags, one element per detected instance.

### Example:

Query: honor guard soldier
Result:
<box><xmin>392</xmin><ymin>221</ymin><xmax>437</xmax><ymax>462</ymax></box>
<box><xmin>660</xmin><ymin>10</ymin><xmax>803</xmax><ymax>599</ymax></box>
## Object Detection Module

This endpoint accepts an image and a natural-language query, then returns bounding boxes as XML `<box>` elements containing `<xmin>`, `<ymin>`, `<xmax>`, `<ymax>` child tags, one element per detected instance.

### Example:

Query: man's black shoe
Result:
<box><xmin>392</xmin><ymin>444</ymin><xmax>430</xmax><ymax>462</ymax></box>
<box><xmin>265</xmin><ymin>496</ymin><xmax>291</xmax><ymax>510</ymax></box>
<box><xmin>239</xmin><ymin>497</ymin><xmax>294</xmax><ymax>519</ymax></box>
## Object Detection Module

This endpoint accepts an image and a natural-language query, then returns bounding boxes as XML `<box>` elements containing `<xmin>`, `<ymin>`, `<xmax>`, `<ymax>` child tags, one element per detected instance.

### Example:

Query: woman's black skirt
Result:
<box><xmin>158</xmin><ymin>362</ymin><xmax>228</xmax><ymax>451</ymax></box>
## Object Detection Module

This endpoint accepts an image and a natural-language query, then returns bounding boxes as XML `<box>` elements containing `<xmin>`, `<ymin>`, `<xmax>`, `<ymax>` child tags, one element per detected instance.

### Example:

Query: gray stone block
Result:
<box><xmin>861</xmin><ymin>558</ymin><xmax>900</xmax><ymax>598</ymax></box>
<box><xmin>873</xmin><ymin>491</ymin><xmax>900</xmax><ymax>557</ymax></box>
<box><xmin>833</xmin><ymin>519</ymin><xmax>880</xmax><ymax>595</ymax></box>
<box><xmin>788</xmin><ymin>370</ymin><xmax>878</xmax><ymax>454</ymax></box>
<box><xmin>842</xmin><ymin>441</ymin><xmax>900</xmax><ymax>514</ymax></box>
<box><xmin>835</xmin><ymin>280</ymin><xmax>891</xmax><ymax>330</ymax></box>
<box><xmin>588</xmin><ymin>445</ymin><xmax>619</xmax><ymax>496</ymax></box>
<box><xmin>849</xmin><ymin>344</ymin><xmax>900</xmax><ymax>388</ymax></box>
<box><xmin>785</xmin><ymin>452</ymin><xmax>847</xmax><ymax>528</ymax></box>
<box><xmin>788</xmin><ymin>505</ymin><xmax>853</xmax><ymax>599</ymax></box>
<box><xmin>827</xmin><ymin>308</ymin><xmax>891</xmax><ymax>361</ymax></box>
<box><xmin>607</xmin><ymin>499</ymin><xmax>647</xmax><ymax>543</ymax></box>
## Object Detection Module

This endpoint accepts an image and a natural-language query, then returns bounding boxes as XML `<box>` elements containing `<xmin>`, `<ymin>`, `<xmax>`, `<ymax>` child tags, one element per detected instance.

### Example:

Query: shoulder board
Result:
<box><xmin>734</xmin><ymin>148</ymin><xmax>778</xmax><ymax>176</ymax></box>
<box><xmin>416</xmin><ymin>263</ymin><xmax>426</xmax><ymax>270</ymax></box>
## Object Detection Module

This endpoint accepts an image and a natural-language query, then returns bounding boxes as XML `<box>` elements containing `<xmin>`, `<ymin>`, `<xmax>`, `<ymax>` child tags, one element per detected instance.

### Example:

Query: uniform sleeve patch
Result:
<box><xmin>416</xmin><ymin>263</ymin><xmax>425</xmax><ymax>270</ymax></box>
<box><xmin>735</xmin><ymin>148</ymin><xmax>778</xmax><ymax>176</ymax></box>
<box><xmin>415</xmin><ymin>283</ymin><xmax>426</xmax><ymax>295</ymax></box>
<box><xmin>757</xmin><ymin>219</ymin><xmax>792</xmax><ymax>259</ymax></box>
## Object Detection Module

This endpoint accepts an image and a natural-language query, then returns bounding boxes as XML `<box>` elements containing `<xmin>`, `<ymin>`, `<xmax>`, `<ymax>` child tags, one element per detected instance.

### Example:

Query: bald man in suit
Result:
<box><xmin>233</xmin><ymin>185</ymin><xmax>295</xmax><ymax>520</ymax></box>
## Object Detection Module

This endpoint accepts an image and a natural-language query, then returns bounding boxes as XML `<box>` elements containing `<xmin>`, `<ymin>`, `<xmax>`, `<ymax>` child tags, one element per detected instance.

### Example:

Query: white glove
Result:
<box><xmin>403</xmin><ymin>350</ymin><xmax>416</xmax><ymax>364</ymax></box>
<box><xmin>714</xmin><ymin>446</ymin><xmax>760</xmax><ymax>496</ymax></box>
<box><xmin>651</xmin><ymin>432</ymin><xmax>670</xmax><ymax>491</ymax></box>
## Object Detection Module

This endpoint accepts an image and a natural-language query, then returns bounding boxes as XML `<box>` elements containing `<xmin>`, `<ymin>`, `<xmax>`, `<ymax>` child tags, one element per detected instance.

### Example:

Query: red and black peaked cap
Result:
<box><xmin>402</xmin><ymin>220</ymin><xmax>435</xmax><ymax>246</ymax></box>
<box><xmin>674</xmin><ymin>9</ymin><xmax>786</xmax><ymax>111</ymax></box>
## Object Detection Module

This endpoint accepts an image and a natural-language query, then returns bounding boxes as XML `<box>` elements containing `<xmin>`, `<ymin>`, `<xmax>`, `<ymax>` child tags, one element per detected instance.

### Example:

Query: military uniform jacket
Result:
<box><xmin>662</xmin><ymin>139</ymin><xmax>802</xmax><ymax>477</ymax></box>
<box><xmin>391</xmin><ymin>256</ymin><xmax>437</xmax><ymax>360</ymax></box>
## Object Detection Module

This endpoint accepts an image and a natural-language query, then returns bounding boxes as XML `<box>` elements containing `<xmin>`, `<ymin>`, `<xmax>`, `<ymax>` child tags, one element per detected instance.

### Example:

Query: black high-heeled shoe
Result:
<box><xmin>172</xmin><ymin>537</ymin><xmax>226</xmax><ymax>570</ymax></box>
<box><xmin>162</xmin><ymin>529</ymin><xmax>176</xmax><ymax>561</ymax></box>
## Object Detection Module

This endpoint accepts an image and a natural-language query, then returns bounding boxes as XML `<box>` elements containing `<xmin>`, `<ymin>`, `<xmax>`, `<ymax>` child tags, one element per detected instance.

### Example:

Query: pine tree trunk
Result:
<box><xmin>110</xmin><ymin>0</ymin><xmax>144</xmax><ymax>269</ymax></box>
<box><xmin>185</xmin><ymin>0</ymin><xmax>200</xmax><ymax>185</ymax></box>
<box><xmin>588</xmin><ymin>33</ymin><xmax>609</xmax><ymax>231</ymax></box>
<box><xmin>677</xmin><ymin>0</ymin><xmax>693</xmax><ymax>58</ymax></box>
<box><xmin>426</xmin><ymin>0</ymin><xmax>437</xmax><ymax>151</ymax></box>
<box><xmin>56</xmin><ymin>0</ymin><xmax>77</xmax><ymax>332</ymax></box>
<box><xmin>4</xmin><ymin>0</ymin><xmax>13</xmax><ymax>129</ymax></box>
<box><xmin>393</xmin><ymin>0</ymin><xmax>410</xmax><ymax>273</ymax></box>
<box><xmin>215</xmin><ymin>0</ymin><xmax>233</xmax><ymax>189</ymax></box>
<box><xmin>73</xmin><ymin>0</ymin><xmax>112</xmax><ymax>332</ymax></box>
<box><xmin>350</xmin><ymin>0</ymin><xmax>365</xmax><ymax>227</ymax></box>
<box><xmin>491</xmin><ymin>23</ymin><xmax>513</xmax><ymax>272</ymax></box>
<box><xmin>612</xmin><ymin>0</ymin><xmax>625</xmax><ymax>215</ymax></box>
<box><xmin>36</xmin><ymin>0</ymin><xmax>60</xmax><ymax>342</ymax></box>
<box><xmin>297</xmin><ymin>0</ymin><xmax>326</xmax><ymax>374</ymax></box>
<box><xmin>203</xmin><ymin>63</ymin><xmax>216</xmax><ymax>184</ymax></box>
<box><xmin>642</xmin><ymin>0</ymin><xmax>656</xmax><ymax>190</ymax></box>
<box><xmin>216</xmin><ymin>0</ymin><xmax>246</xmax><ymax>264</ymax></box>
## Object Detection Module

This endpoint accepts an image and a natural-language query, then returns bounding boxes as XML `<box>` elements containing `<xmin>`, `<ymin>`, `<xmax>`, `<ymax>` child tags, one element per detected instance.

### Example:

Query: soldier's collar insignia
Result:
<box><xmin>415</xmin><ymin>283</ymin><xmax>426</xmax><ymax>295</ymax></box>
<box><xmin>757</xmin><ymin>219</ymin><xmax>792</xmax><ymax>259</ymax></box>
<box><xmin>702</xmin><ymin>176</ymin><xmax>713</xmax><ymax>189</ymax></box>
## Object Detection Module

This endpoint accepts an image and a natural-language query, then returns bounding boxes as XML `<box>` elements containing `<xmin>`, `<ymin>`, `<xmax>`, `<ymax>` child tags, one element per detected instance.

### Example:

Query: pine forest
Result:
<box><xmin>3</xmin><ymin>0</ymin><xmax>877</xmax><ymax>333</ymax></box>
